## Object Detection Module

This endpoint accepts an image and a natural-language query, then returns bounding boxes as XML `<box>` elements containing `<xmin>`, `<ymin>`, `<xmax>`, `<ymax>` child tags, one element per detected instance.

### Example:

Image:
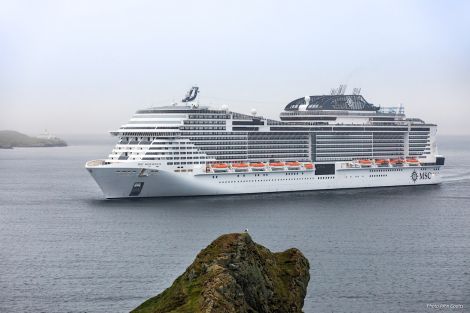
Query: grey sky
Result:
<box><xmin>1</xmin><ymin>0</ymin><xmax>469</xmax><ymax>136</ymax></box>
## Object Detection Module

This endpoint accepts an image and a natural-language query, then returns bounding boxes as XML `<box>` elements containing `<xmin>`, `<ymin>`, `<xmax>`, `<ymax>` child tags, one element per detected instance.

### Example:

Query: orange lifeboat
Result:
<box><xmin>250</xmin><ymin>162</ymin><xmax>266</xmax><ymax>171</ymax></box>
<box><xmin>232</xmin><ymin>163</ymin><xmax>249</xmax><ymax>168</ymax></box>
<box><xmin>269</xmin><ymin>162</ymin><xmax>285</xmax><ymax>171</ymax></box>
<box><xmin>286</xmin><ymin>161</ymin><xmax>301</xmax><ymax>170</ymax></box>
<box><xmin>286</xmin><ymin>161</ymin><xmax>301</xmax><ymax>167</ymax></box>
<box><xmin>211</xmin><ymin>163</ymin><xmax>229</xmax><ymax>172</ymax></box>
<box><xmin>303</xmin><ymin>163</ymin><xmax>314</xmax><ymax>170</ymax></box>
<box><xmin>232</xmin><ymin>163</ymin><xmax>249</xmax><ymax>172</ymax></box>
<box><xmin>375</xmin><ymin>159</ymin><xmax>389</xmax><ymax>167</ymax></box>
<box><xmin>358</xmin><ymin>159</ymin><xmax>372</xmax><ymax>167</ymax></box>
<box><xmin>212</xmin><ymin>163</ymin><xmax>228</xmax><ymax>168</ymax></box>
<box><xmin>390</xmin><ymin>159</ymin><xmax>404</xmax><ymax>166</ymax></box>
<box><xmin>406</xmin><ymin>158</ymin><xmax>420</xmax><ymax>166</ymax></box>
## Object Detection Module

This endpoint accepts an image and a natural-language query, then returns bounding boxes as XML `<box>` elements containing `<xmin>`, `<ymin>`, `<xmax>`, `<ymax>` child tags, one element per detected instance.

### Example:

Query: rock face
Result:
<box><xmin>132</xmin><ymin>233</ymin><xmax>310</xmax><ymax>313</ymax></box>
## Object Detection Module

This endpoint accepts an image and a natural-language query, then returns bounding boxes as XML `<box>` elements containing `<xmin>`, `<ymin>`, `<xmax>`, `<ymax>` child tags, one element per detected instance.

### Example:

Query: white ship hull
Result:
<box><xmin>86</xmin><ymin>162</ymin><xmax>442</xmax><ymax>199</ymax></box>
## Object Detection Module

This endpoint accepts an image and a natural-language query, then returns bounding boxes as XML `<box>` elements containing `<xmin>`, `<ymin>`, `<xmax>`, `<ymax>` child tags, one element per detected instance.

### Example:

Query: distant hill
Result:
<box><xmin>0</xmin><ymin>130</ymin><xmax>67</xmax><ymax>148</ymax></box>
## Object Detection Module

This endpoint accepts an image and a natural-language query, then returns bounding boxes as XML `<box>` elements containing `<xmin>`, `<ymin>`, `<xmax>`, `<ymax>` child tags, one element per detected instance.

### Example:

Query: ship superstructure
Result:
<box><xmin>86</xmin><ymin>87</ymin><xmax>444</xmax><ymax>198</ymax></box>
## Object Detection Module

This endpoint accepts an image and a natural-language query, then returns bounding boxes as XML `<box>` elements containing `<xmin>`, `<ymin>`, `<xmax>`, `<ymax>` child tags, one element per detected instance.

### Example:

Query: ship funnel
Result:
<box><xmin>182</xmin><ymin>86</ymin><xmax>199</xmax><ymax>102</ymax></box>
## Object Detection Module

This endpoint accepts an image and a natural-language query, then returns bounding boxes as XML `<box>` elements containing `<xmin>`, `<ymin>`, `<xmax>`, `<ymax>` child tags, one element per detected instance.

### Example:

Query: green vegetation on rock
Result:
<box><xmin>0</xmin><ymin>130</ymin><xmax>67</xmax><ymax>148</ymax></box>
<box><xmin>132</xmin><ymin>233</ymin><xmax>310</xmax><ymax>313</ymax></box>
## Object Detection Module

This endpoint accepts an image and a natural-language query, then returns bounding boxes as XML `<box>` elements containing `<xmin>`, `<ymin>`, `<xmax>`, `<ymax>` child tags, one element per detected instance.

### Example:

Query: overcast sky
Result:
<box><xmin>1</xmin><ymin>0</ymin><xmax>469</xmax><ymax>136</ymax></box>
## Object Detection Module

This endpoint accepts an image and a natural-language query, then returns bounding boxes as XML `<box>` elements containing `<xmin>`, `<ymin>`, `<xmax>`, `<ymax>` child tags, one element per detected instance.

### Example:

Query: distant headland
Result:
<box><xmin>0</xmin><ymin>130</ymin><xmax>67</xmax><ymax>149</ymax></box>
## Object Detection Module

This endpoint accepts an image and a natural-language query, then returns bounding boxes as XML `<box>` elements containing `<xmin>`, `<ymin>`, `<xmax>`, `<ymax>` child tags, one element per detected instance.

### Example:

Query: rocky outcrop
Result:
<box><xmin>132</xmin><ymin>233</ymin><xmax>310</xmax><ymax>313</ymax></box>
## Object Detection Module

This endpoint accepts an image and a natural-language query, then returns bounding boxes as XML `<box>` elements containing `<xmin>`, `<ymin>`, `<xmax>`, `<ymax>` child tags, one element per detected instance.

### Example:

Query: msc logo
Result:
<box><xmin>420</xmin><ymin>172</ymin><xmax>432</xmax><ymax>180</ymax></box>
<box><xmin>411</xmin><ymin>170</ymin><xmax>418</xmax><ymax>183</ymax></box>
<box><xmin>411</xmin><ymin>170</ymin><xmax>432</xmax><ymax>183</ymax></box>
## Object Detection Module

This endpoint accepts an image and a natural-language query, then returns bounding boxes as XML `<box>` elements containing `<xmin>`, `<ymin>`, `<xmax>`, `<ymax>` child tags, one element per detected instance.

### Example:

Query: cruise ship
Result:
<box><xmin>86</xmin><ymin>86</ymin><xmax>445</xmax><ymax>198</ymax></box>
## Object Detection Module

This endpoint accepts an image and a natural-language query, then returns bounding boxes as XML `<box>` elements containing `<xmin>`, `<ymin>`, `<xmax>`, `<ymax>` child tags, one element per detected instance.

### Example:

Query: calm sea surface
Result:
<box><xmin>0</xmin><ymin>136</ymin><xmax>469</xmax><ymax>313</ymax></box>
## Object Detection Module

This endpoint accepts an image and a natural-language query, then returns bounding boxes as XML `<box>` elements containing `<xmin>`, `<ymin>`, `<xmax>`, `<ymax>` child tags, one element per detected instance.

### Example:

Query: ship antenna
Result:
<box><xmin>331</xmin><ymin>84</ymin><xmax>347</xmax><ymax>95</ymax></box>
<box><xmin>399</xmin><ymin>103</ymin><xmax>405</xmax><ymax>114</ymax></box>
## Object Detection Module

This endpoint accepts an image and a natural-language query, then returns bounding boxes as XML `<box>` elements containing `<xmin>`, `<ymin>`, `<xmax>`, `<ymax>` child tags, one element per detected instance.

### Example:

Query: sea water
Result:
<box><xmin>0</xmin><ymin>136</ymin><xmax>469</xmax><ymax>312</ymax></box>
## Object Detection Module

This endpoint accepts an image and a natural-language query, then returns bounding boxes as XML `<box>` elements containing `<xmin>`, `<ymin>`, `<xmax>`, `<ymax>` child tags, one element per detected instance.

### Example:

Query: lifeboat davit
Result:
<box><xmin>269</xmin><ymin>162</ymin><xmax>285</xmax><ymax>171</ymax></box>
<box><xmin>303</xmin><ymin>162</ymin><xmax>314</xmax><ymax>170</ymax></box>
<box><xmin>232</xmin><ymin>163</ymin><xmax>249</xmax><ymax>172</ymax></box>
<box><xmin>250</xmin><ymin>162</ymin><xmax>266</xmax><ymax>171</ymax></box>
<box><xmin>211</xmin><ymin>163</ymin><xmax>229</xmax><ymax>172</ymax></box>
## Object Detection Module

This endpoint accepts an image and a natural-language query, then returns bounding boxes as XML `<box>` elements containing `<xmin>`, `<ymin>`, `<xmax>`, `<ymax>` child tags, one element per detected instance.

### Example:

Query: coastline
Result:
<box><xmin>0</xmin><ymin>130</ymin><xmax>67</xmax><ymax>149</ymax></box>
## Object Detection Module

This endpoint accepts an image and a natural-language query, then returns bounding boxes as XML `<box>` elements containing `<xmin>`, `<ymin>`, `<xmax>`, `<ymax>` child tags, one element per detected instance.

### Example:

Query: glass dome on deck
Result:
<box><xmin>284</xmin><ymin>95</ymin><xmax>380</xmax><ymax>111</ymax></box>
